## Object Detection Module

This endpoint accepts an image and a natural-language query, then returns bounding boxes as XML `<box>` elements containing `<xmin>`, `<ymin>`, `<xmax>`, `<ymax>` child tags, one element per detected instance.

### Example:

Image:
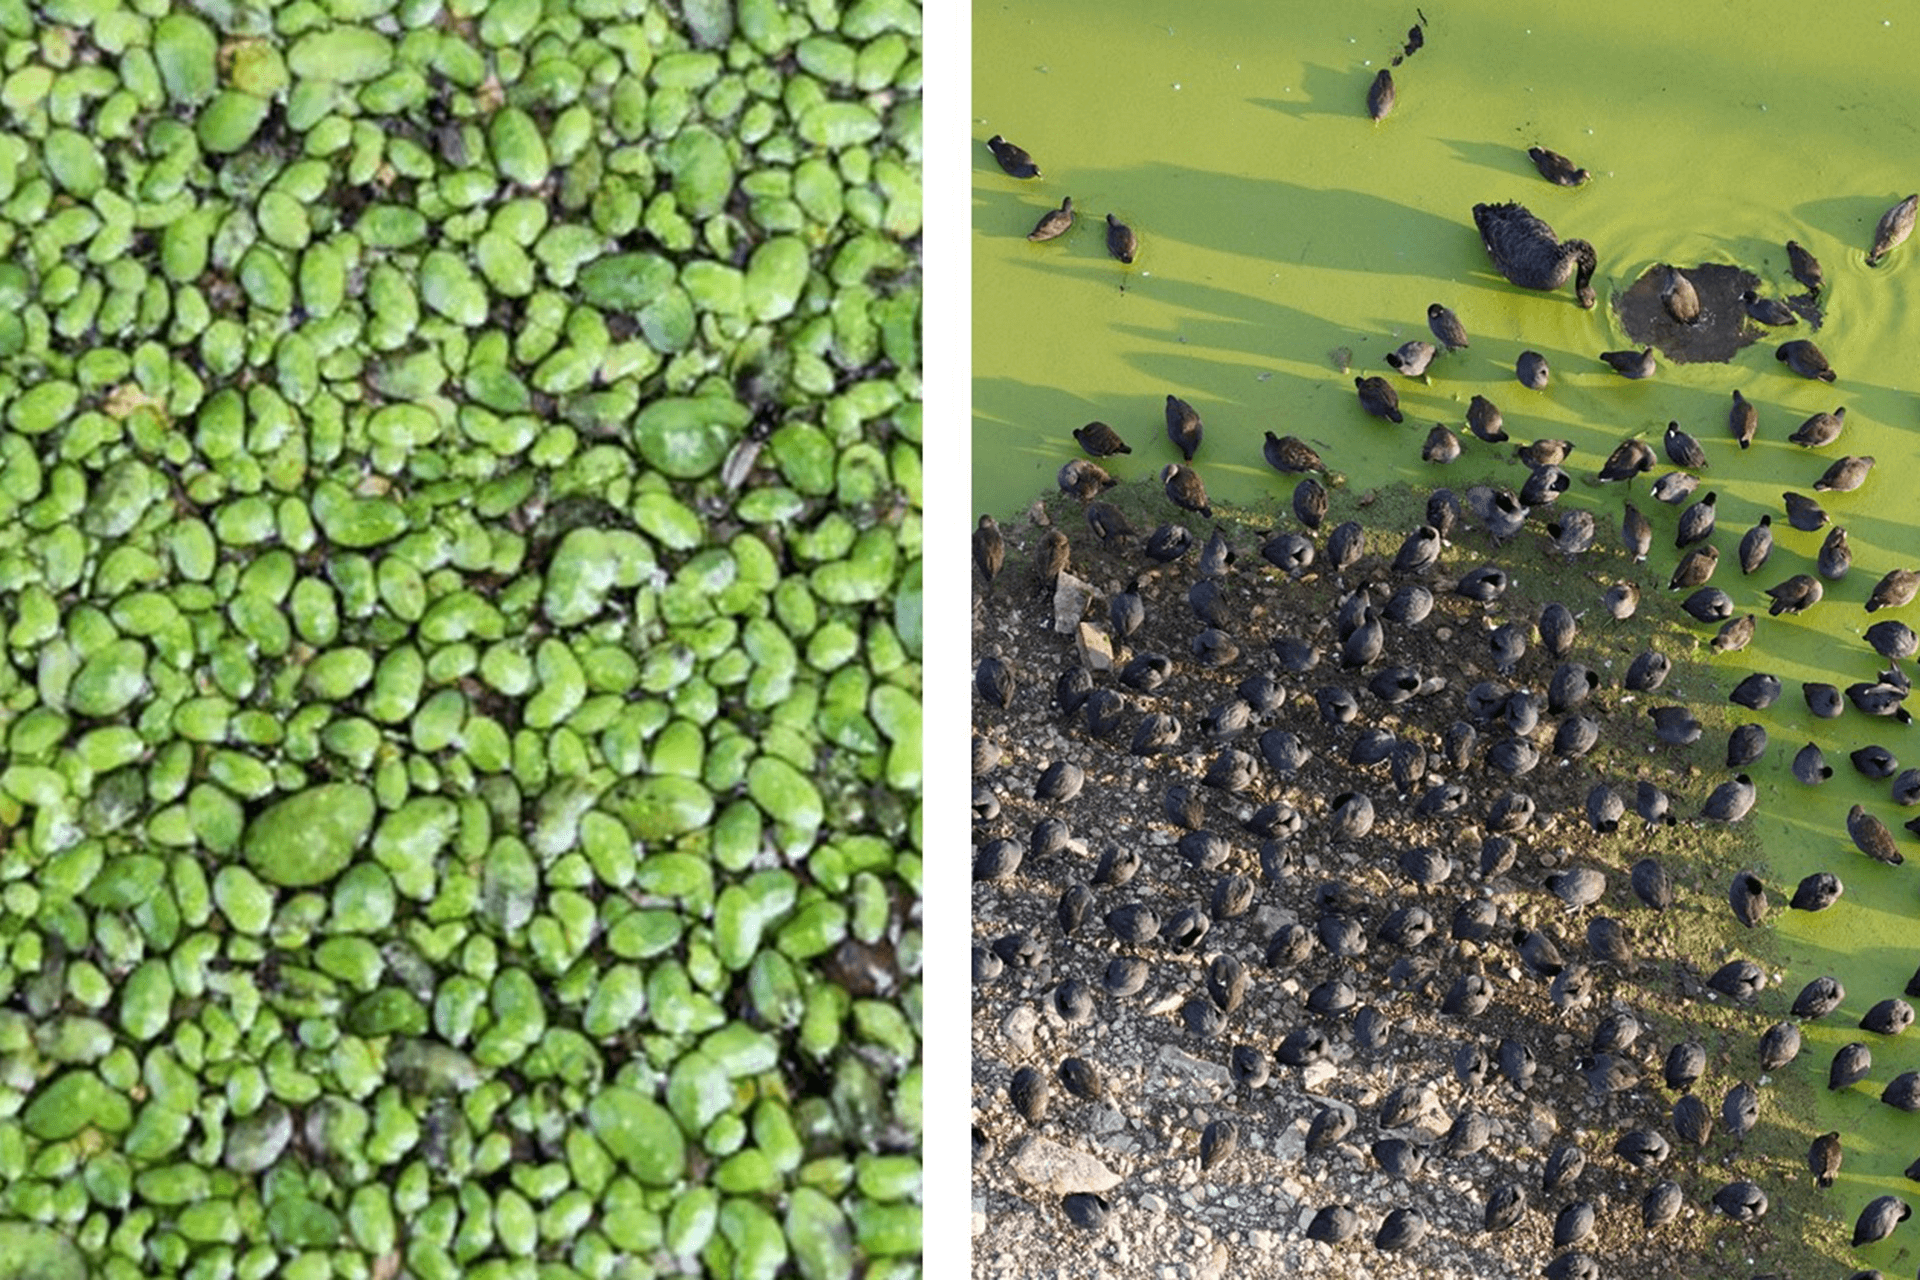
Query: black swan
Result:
<box><xmin>1472</xmin><ymin>202</ymin><xmax>1597</xmax><ymax>308</ymax></box>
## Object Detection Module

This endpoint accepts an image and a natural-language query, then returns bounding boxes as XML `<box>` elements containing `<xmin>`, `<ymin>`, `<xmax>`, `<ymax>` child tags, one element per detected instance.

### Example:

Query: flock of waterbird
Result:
<box><xmin>976</xmin><ymin>70</ymin><xmax>1920</xmax><ymax>1276</ymax></box>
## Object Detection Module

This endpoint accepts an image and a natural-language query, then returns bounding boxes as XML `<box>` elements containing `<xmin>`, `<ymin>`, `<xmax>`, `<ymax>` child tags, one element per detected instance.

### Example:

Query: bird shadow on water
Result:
<box><xmin>1247</xmin><ymin>62</ymin><xmax>1364</xmax><ymax>121</ymax></box>
<box><xmin>1435</xmin><ymin>137</ymin><xmax>1542</xmax><ymax>186</ymax></box>
<box><xmin>1053</xmin><ymin>160</ymin><xmax>1474</xmax><ymax>279</ymax></box>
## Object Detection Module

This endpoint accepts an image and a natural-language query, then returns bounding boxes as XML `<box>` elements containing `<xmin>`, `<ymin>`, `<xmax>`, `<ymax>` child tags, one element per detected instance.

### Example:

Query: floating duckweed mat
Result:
<box><xmin>0</xmin><ymin>1</ymin><xmax>921</xmax><ymax>1276</ymax></box>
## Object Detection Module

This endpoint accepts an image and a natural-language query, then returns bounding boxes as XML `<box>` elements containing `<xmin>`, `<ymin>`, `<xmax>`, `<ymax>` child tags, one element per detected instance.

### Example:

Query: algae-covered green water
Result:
<box><xmin>975</xmin><ymin>0</ymin><xmax>1920</xmax><ymax>1263</ymax></box>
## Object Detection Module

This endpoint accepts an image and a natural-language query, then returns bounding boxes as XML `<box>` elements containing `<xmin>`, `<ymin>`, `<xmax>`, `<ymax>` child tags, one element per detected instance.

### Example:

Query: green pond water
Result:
<box><xmin>975</xmin><ymin>0</ymin><xmax>1920</xmax><ymax>1259</ymax></box>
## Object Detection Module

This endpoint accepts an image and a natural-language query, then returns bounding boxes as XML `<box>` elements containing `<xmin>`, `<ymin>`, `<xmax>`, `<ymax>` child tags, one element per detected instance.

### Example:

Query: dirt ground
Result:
<box><xmin>970</xmin><ymin>474</ymin><xmax>1843</xmax><ymax>1280</ymax></box>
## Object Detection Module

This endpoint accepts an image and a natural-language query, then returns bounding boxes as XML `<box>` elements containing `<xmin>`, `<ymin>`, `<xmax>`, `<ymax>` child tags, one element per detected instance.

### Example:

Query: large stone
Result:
<box><xmin>1053</xmin><ymin>572</ymin><xmax>1094</xmax><ymax>633</ymax></box>
<box><xmin>1076</xmin><ymin>622</ymin><xmax>1114</xmax><ymax>671</ymax></box>
<box><xmin>1009</xmin><ymin>1135</ymin><xmax>1122</xmax><ymax>1195</ymax></box>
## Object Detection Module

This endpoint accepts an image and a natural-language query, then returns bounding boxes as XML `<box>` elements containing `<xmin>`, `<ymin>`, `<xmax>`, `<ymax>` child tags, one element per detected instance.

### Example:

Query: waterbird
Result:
<box><xmin>1528</xmin><ymin>145</ymin><xmax>1589</xmax><ymax>185</ymax></box>
<box><xmin>1427</xmin><ymin>302</ymin><xmax>1469</xmax><ymax>350</ymax></box>
<box><xmin>1164</xmin><ymin>394</ymin><xmax>1202</xmax><ymax>459</ymax></box>
<box><xmin>1663</xmin><ymin>420</ymin><xmax>1708</xmax><ymax>468</ymax></box>
<box><xmin>1868</xmin><ymin>193</ymin><xmax>1918</xmax><ymax>265</ymax></box>
<box><xmin>986</xmin><ymin>134</ymin><xmax>1040</xmax><ymax>177</ymax></box>
<box><xmin>1354</xmin><ymin>376</ymin><xmax>1402</xmax><ymax>422</ymax></box>
<box><xmin>1868</xmin><ymin>568</ymin><xmax>1920</xmax><ymax>612</ymax></box>
<box><xmin>973</xmin><ymin>515</ymin><xmax>1004</xmax><ymax>589</ymax></box>
<box><xmin>1160</xmin><ymin>464</ymin><xmax>1210</xmax><ymax>516</ymax></box>
<box><xmin>1728</xmin><ymin>389</ymin><xmax>1757</xmax><ymax>448</ymax></box>
<box><xmin>1661</xmin><ymin>266</ymin><xmax>1700</xmax><ymax>323</ymax></box>
<box><xmin>1366</xmin><ymin>68</ymin><xmax>1395</xmax><ymax>121</ymax></box>
<box><xmin>1105</xmin><ymin>213</ymin><xmax>1137</xmax><ymax>263</ymax></box>
<box><xmin>1777</xmin><ymin>338</ymin><xmax>1835</xmax><ymax>381</ymax></box>
<box><xmin>1473</xmin><ymin>200</ymin><xmax>1598</xmax><ymax>307</ymax></box>
<box><xmin>1516</xmin><ymin>350</ymin><xmax>1550</xmax><ymax>388</ymax></box>
<box><xmin>1788</xmin><ymin>406</ymin><xmax>1846</xmax><ymax>446</ymax></box>
<box><xmin>1740</xmin><ymin>289</ymin><xmax>1795</xmax><ymax>325</ymax></box>
<box><xmin>1421</xmin><ymin>423</ymin><xmax>1461</xmax><ymax>463</ymax></box>
<box><xmin>1262</xmin><ymin>431</ymin><xmax>1323</xmax><ymax>474</ymax></box>
<box><xmin>1027</xmin><ymin>196</ymin><xmax>1073</xmax><ymax>241</ymax></box>
<box><xmin>1738</xmin><ymin>516</ymin><xmax>1772</xmax><ymax>573</ymax></box>
<box><xmin>1073</xmin><ymin>420</ymin><xmax>1130</xmax><ymax>456</ymax></box>
<box><xmin>1782</xmin><ymin>490</ymin><xmax>1828</xmax><ymax>531</ymax></box>
<box><xmin>1788</xmin><ymin>238</ymin><xmax>1824</xmax><ymax>293</ymax></box>
<box><xmin>1814</xmin><ymin>455</ymin><xmax>1874</xmax><ymax>492</ymax></box>
<box><xmin>1466</xmin><ymin>394</ymin><xmax>1506</xmax><ymax>441</ymax></box>
<box><xmin>1386</xmin><ymin>340</ymin><xmax>1437</xmax><ymax>378</ymax></box>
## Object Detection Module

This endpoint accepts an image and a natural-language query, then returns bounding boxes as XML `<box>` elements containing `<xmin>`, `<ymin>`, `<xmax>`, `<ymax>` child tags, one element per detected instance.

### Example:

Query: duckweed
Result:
<box><xmin>0</xmin><ymin>0</ymin><xmax>920</xmax><ymax>1274</ymax></box>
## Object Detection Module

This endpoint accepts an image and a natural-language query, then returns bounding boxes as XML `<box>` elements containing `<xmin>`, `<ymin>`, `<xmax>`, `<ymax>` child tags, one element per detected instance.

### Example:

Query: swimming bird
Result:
<box><xmin>1728</xmin><ymin>389</ymin><xmax>1757</xmax><ymax>448</ymax></box>
<box><xmin>986</xmin><ymin>135</ymin><xmax>1040</xmax><ymax>178</ymax></box>
<box><xmin>1853</xmin><ymin>1195</ymin><xmax>1911</xmax><ymax>1247</ymax></box>
<box><xmin>1600</xmin><ymin>347</ymin><xmax>1656</xmax><ymax>378</ymax></box>
<box><xmin>1660</xmin><ymin>422</ymin><xmax>1706</xmax><ymax>470</ymax></box>
<box><xmin>1355</xmin><ymin>376</ymin><xmax>1402</xmax><ymax>422</ymax></box>
<box><xmin>1740</xmin><ymin>289</ymin><xmax>1795</xmax><ymax>325</ymax></box>
<box><xmin>1662</xmin><ymin>267</ymin><xmax>1700</xmax><ymax>323</ymax></box>
<box><xmin>1849</xmin><ymin>804</ymin><xmax>1902</xmax><ymax>864</ymax></box>
<box><xmin>1165</xmin><ymin>395</ymin><xmax>1202</xmax><ymax>459</ymax></box>
<box><xmin>1427</xmin><ymin>302</ymin><xmax>1469</xmax><ymax>350</ymax></box>
<box><xmin>1367</xmin><ymin>68</ymin><xmax>1395</xmax><ymax>121</ymax></box>
<box><xmin>1161</xmin><ymin>463</ymin><xmax>1211</xmax><ymax>516</ymax></box>
<box><xmin>1868</xmin><ymin>193</ymin><xmax>1918</xmax><ymax>266</ymax></box>
<box><xmin>1737</xmin><ymin>515</ymin><xmax>1772</xmax><ymax>574</ymax></box>
<box><xmin>1676</xmin><ymin>491</ymin><xmax>1716</xmax><ymax>547</ymax></box>
<box><xmin>1027</xmin><ymin>197</ymin><xmax>1073</xmax><ymax>241</ymax></box>
<box><xmin>1073</xmin><ymin>420</ymin><xmax>1130</xmax><ymax>456</ymax></box>
<box><xmin>973</xmin><ymin>515</ymin><xmax>1004</xmax><ymax>589</ymax></box>
<box><xmin>1818</xmin><ymin>525</ymin><xmax>1850</xmax><ymax>578</ymax></box>
<box><xmin>1777</xmin><ymin>338</ymin><xmax>1835</xmax><ymax>381</ymax></box>
<box><xmin>1650</xmin><ymin>471</ymin><xmax>1698</xmax><ymax>505</ymax></box>
<box><xmin>1782</xmin><ymin>490</ymin><xmax>1828</xmax><ymax>531</ymax></box>
<box><xmin>1598</xmin><ymin>437</ymin><xmax>1655</xmax><ymax>484</ymax></box>
<box><xmin>1528</xmin><ymin>145</ymin><xmax>1589</xmax><ymax>186</ymax></box>
<box><xmin>1669</xmin><ymin>544</ymin><xmax>1718</xmax><ymax>591</ymax></box>
<box><xmin>1517</xmin><ymin>437</ymin><xmax>1572</xmax><ymax>467</ymax></box>
<box><xmin>1263</xmin><ymin>431</ymin><xmax>1324</xmax><ymax>474</ymax></box>
<box><xmin>1814</xmin><ymin>454</ymin><xmax>1874</xmax><ymax>492</ymax></box>
<box><xmin>1789</xmin><ymin>406</ymin><xmax>1845</xmax><ymax>446</ymax></box>
<box><xmin>1792</xmin><ymin>743</ymin><xmax>1834</xmax><ymax>786</ymax></box>
<box><xmin>1712</xmin><ymin>615</ymin><xmax>1755</xmax><ymax>653</ymax></box>
<box><xmin>1516</xmin><ymin>350</ymin><xmax>1550</xmax><ymax>388</ymax></box>
<box><xmin>1868</xmin><ymin>568</ymin><xmax>1920</xmax><ymax>612</ymax></box>
<box><xmin>1788</xmin><ymin>238</ymin><xmax>1824</xmax><ymax>293</ymax></box>
<box><xmin>1764</xmin><ymin>573</ymin><xmax>1822</xmax><ymax>615</ymax></box>
<box><xmin>1466</xmin><ymin>394</ymin><xmax>1506</xmax><ymax>441</ymax></box>
<box><xmin>1385</xmin><ymin>340</ymin><xmax>1436</xmax><ymax>378</ymax></box>
<box><xmin>1473</xmin><ymin>201</ymin><xmax>1598</xmax><ymax>307</ymax></box>
<box><xmin>1105</xmin><ymin>213</ymin><xmax>1136</xmax><ymax>263</ymax></box>
<box><xmin>1620</xmin><ymin>503</ymin><xmax>1651</xmax><ymax>561</ymax></box>
<box><xmin>1421</xmin><ymin>423</ymin><xmax>1461</xmax><ymax>463</ymax></box>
